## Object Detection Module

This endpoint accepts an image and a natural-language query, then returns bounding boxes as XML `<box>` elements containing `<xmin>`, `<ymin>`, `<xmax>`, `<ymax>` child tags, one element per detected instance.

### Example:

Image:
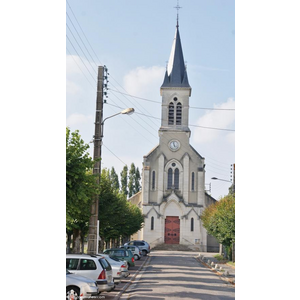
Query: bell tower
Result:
<box><xmin>159</xmin><ymin>22</ymin><xmax>192</xmax><ymax>148</ymax></box>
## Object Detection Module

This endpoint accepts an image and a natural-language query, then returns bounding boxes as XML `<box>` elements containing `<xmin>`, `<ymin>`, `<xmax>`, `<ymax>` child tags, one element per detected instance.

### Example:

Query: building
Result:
<box><xmin>129</xmin><ymin>21</ymin><xmax>219</xmax><ymax>252</ymax></box>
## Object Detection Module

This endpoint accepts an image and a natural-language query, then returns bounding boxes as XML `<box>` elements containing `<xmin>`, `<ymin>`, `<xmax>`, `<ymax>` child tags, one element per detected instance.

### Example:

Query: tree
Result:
<box><xmin>98</xmin><ymin>168</ymin><xmax>144</xmax><ymax>249</ymax></box>
<box><xmin>128</xmin><ymin>163</ymin><xmax>141</xmax><ymax>198</ymax></box>
<box><xmin>120</xmin><ymin>165</ymin><xmax>128</xmax><ymax>196</ymax></box>
<box><xmin>66</xmin><ymin>127</ymin><xmax>99</xmax><ymax>253</ymax></box>
<box><xmin>135</xmin><ymin>167</ymin><xmax>141</xmax><ymax>194</ymax></box>
<box><xmin>110</xmin><ymin>167</ymin><xmax>119</xmax><ymax>192</ymax></box>
<box><xmin>201</xmin><ymin>194</ymin><xmax>235</xmax><ymax>259</ymax></box>
<box><xmin>128</xmin><ymin>163</ymin><xmax>136</xmax><ymax>198</ymax></box>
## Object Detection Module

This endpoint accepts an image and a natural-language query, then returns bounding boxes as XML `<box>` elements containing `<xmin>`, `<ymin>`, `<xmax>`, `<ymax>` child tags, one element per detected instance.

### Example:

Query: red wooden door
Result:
<box><xmin>165</xmin><ymin>216</ymin><xmax>180</xmax><ymax>244</ymax></box>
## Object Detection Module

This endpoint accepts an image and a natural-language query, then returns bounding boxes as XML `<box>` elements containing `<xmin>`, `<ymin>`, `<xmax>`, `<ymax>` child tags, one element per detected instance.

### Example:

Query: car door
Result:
<box><xmin>77</xmin><ymin>258</ymin><xmax>98</xmax><ymax>281</ymax></box>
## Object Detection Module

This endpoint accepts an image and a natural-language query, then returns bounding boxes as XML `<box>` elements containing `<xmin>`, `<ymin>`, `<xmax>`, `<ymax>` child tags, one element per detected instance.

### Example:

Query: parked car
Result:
<box><xmin>66</xmin><ymin>269</ymin><xmax>99</xmax><ymax>300</ymax></box>
<box><xmin>103</xmin><ymin>248</ymin><xmax>135</xmax><ymax>268</ymax></box>
<box><xmin>124</xmin><ymin>240</ymin><xmax>151</xmax><ymax>256</ymax></box>
<box><xmin>107</xmin><ymin>255</ymin><xmax>130</xmax><ymax>277</ymax></box>
<box><xmin>97</xmin><ymin>253</ymin><xmax>129</xmax><ymax>284</ymax></box>
<box><xmin>66</xmin><ymin>254</ymin><xmax>115</xmax><ymax>292</ymax></box>
<box><xmin>120</xmin><ymin>245</ymin><xmax>141</xmax><ymax>260</ymax></box>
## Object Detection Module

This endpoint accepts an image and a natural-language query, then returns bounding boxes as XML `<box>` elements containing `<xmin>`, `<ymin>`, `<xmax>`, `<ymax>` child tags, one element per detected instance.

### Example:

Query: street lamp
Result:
<box><xmin>101</xmin><ymin>108</ymin><xmax>135</xmax><ymax>137</ymax></box>
<box><xmin>211</xmin><ymin>177</ymin><xmax>235</xmax><ymax>194</ymax></box>
<box><xmin>211</xmin><ymin>177</ymin><xmax>232</xmax><ymax>183</ymax></box>
<box><xmin>87</xmin><ymin>107</ymin><xmax>135</xmax><ymax>255</ymax></box>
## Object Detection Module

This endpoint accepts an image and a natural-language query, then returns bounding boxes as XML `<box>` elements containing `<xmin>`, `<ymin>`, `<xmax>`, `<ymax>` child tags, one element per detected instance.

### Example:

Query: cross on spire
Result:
<box><xmin>174</xmin><ymin>0</ymin><xmax>182</xmax><ymax>28</ymax></box>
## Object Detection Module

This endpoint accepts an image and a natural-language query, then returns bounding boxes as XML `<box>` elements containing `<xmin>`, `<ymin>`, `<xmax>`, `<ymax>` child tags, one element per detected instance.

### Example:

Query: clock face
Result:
<box><xmin>169</xmin><ymin>140</ymin><xmax>180</xmax><ymax>151</ymax></box>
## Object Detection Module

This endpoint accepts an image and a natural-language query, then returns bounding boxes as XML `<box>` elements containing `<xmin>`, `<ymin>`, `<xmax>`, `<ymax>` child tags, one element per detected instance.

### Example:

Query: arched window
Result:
<box><xmin>168</xmin><ymin>102</ymin><xmax>174</xmax><ymax>125</ymax></box>
<box><xmin>174</xmin><ymin>168</ymin><xmax>179</xmax><ymax>189</ymax></box>
<box><xmin>151</xmin><ymin>216</ymin><xmax>154</xmax><ymax>230</ymax></box>
<box><xmin>167</xmin><ymin>168</ymin><xmax>173</xmax><ymax>189</ymax></box>
<box><xmin>191</xmin><ymin>218</ymin><xmax>194</xmax><ymax>231</ymax></box>
<box><xmin>191</xmin><ymin>172</ymin><xmax>195</xmax><ymax>191</ymax></box>
<box><xmin>176</xmin><ymin>102</ymin><xmax>182</xmax><ymax>125</ymax></box>
<box><xmin>152</xmin><ymin>171</ymin><xmax>155</xmax><ymax>190</ymax></box>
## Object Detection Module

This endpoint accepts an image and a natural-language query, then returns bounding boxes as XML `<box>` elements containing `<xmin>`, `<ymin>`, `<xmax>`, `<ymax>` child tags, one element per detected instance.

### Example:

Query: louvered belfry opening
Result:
<box><xmin>176</xmin><ymin>102</ymin><xmax>182</xmax><ymax>125</ymax></box>
<box><xmin>168</xmin><ymin>102</ymin><xmax>174</xmax><ymax>125</ymax></box>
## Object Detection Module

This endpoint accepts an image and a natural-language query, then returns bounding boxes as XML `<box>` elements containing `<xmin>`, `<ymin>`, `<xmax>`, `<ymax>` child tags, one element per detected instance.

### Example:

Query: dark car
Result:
<box><xmin>124</xmin><ymin>240</ymin><xmax>151</xmax><ymax>256</ymax></box>
<box><xmin>103</xmin><ymin>248</ymin><xmax>135</xmax><ymax>268</ymax></box>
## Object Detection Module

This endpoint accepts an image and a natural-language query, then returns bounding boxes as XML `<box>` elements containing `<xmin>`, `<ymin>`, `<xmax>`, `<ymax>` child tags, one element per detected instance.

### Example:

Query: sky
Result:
<box><xmin>66</xmin><ymin>0</ymin><xmax>235</xmax><ymax>200</ymax></box>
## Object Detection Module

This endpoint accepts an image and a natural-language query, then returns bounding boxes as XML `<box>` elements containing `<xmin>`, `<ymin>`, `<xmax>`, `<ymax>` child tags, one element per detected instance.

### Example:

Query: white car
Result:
<box><xmin>99</xmin><ymin>254</ymin><xmax>129</xmax><ymax>283</ymax></box>
<box><xmin>121</xmin><ymin>245</ymin><xmax>141</xmax><ymax>260</ymax></box>
<box><xmin>66</xmin><ymin>269</ymin><xmax>99</xmax><ymax>300</ymax></box>
<box><xmin>66</xmin><ymin>254</ymin><xmax>115</xmax><ymax>292</ymax></box>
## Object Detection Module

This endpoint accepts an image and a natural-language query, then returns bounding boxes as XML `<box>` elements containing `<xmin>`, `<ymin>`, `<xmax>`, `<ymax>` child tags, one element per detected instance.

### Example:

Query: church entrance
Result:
<box><xmin>164</xmin><ymin>216</ymin><xmax>180</xmax><ymax>244</ymax></box>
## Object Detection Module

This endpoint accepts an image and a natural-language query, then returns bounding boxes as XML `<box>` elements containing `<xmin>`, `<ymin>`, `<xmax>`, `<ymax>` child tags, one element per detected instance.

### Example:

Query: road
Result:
<box><xmin>121</xmin><ymin>251</ymin><xmax>235</xmax><ymax>300</ymax></box>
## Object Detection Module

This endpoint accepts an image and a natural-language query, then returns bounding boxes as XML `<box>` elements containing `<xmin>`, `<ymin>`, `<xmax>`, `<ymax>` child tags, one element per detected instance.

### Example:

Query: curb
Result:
<box><xmin>113</xmin><ymin>255</ymin><xmax>151</xmax><ymax>300</ymax></box>
<box><xmin>195</xmin><ymin>256</ymin><xmax>235</xmax><ymax>286</ymax></box>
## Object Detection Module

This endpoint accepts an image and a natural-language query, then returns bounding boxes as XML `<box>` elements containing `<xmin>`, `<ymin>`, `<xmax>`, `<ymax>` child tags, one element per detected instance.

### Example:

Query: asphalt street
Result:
<box><xmin>121</xmin><ymin>251</ymin><xmax>235</xmax><ymax>300</ymax></box>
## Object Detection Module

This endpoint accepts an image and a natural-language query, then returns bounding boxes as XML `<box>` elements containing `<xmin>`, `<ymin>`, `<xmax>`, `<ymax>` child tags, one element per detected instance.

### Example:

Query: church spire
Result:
<box><xmin>161</xmin><ymin>21</ymin><xmax>190</xmax><ymax>89</ymax></box>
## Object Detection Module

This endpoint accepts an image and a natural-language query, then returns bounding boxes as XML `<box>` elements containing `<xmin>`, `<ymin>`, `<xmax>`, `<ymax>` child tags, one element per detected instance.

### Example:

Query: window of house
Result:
<box><xmin>176</xmin><ymin>102</ymin><xmax>182</xmax><ymax>125</ymax></box>
<box><xmin>168</xmin><ymin>102</ymin><xmax>174</xmax><ymax>125</ymax></box>
<box><xmin>191</xmin><ymin>218</ymin><xmax>194</xmax><ymax>231</ymax></box>
<box><xmin>168</xmin><ymin>168</ymin><xmax>173</xmax><ymax>189</ymax></box>
<box><xmin>174</xmin><ymin>168</ymin><xmax>179</xmax><ymax>189</ymax></box>
<box><xmin>152</xmin><ymin>171</ymin><xmax>155</xmax><ymax>190</ymax></box>
<box><xmin>151</xmin><ymin>216</ymin><xmax>154</xmax><ymax>230</ymax></box>
<box><xmin>191</xmin><ymin>172</ymin><xmax>195</xmax><ymax>191</ymax></box>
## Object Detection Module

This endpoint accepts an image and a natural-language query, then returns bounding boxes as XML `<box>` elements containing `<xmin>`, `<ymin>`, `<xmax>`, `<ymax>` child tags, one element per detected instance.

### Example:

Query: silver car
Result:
<box><xmin>66</xmin><ymin>254</ymin><xmax>115</xmax><ymax>292</ymax></box>
<box><xmin>121</xmin><ymin>245</ymin><xmax>141</xmax><ymax>260</ymax></box>
<box><xmin>66</xmin><ymin>269</ymin><xmax>99</xmax><ymax>299</ymax></box>
<box><xmin>124</xmin><ymin>240</ymin><xmax>151</xmax><ymax>256</ymax></box>
<box><xmin>98</xmin><ymin>254</ymin><xmax>129</xmax><ymax>283</ymax></box>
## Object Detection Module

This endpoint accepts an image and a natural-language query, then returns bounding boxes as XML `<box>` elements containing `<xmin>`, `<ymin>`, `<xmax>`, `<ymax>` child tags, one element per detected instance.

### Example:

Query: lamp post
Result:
<box><xmin>87</xmin><ymin>103</ymin><xmax>135</xmax><ymax>255</ymax></box>
<box><xmin>211</xmin><ymin>177</ymin><xmax>234</xmax><ymax>194</ymax></box>
<box><xmin>211</xmin><ymin>177</ymin><xmax>232</xmax><ymax>183</ymax></box>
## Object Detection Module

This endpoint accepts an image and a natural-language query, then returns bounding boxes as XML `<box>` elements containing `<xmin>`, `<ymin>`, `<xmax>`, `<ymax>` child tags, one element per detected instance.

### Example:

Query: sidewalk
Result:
<box><xmin>195</xmin><ymin>252</ymin><xmax>235</xmax><ymax>285</ymax></box>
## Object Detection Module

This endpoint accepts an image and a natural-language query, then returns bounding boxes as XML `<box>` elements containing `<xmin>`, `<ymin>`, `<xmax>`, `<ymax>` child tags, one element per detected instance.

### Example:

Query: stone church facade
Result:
<box><xmin>129</xmin><ymin>22</ymin><xmax>219</xmax><ymax>252</ymax></box>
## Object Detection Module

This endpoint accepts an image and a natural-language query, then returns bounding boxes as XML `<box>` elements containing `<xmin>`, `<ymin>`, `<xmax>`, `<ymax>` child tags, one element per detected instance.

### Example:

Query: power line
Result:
<box><xmin>105</xmin><ymin>103</ymin><xmax>234</xmax><ymax>132</ymax></box>
<box><xmin>109</xmin><ymin>88</ymin><xmax>235</xmax><ymax>111</ymax></box>
<box><xmin>66</xmin><ymin>1</ymin><xmax>234</xmax><ymax>193</ymax></box>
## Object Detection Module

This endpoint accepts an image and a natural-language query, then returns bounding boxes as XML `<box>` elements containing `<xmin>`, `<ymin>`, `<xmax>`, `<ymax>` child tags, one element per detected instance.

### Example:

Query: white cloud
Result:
<box><xmin>192</xmin><ymin>98</ymin><xmax>235</xmax><ymax>144</ymax></box>
<box><xmin>123</xmin><ymin>66</ymin><xmax>165</xmax><ymax>97</ymax></box>
<box><xmin>66</xmin><ymin>113</ymin><xmax>93</xmax><ymax>127</ymax></box>
<box><xmin>66</xmin><ymin>54</ymin><xmax>95</xmax><ymax>96</ymax></box>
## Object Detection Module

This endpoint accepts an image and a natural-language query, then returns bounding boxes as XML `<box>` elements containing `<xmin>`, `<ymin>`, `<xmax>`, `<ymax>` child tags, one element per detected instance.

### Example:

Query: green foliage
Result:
<box><xmin>110</xmin><ymin>167</ymin><xmax>120</xmax><ymax>192</ymax></box>
<box><xmin>66</xmin><ymin>128</ymin><xmax>99</xmax><ymax>234</ymax></box>
<box><xmin>128</xmin><ymin>163</ymin><xmax>141</xmax><ymax>198</ymax></box>
<box><xmin>120</xmin><ymin>165</ymin><xmax>128</xmax><ymax>196</ymax></box>
<box><xmin>213</xmin><ymin>254</ymin><xmax>227</xmax><ymax>262</ymax></box>
<box><xmin>201</xmin><ymin>194</ymin><xmax>235</xmax><ymax>247</ymax></box>
<box><xmin>99</xmin><ymin>169</ymin><xmax>144</xmax><ymax>242</ymax></box>
<box><xmin>135</xmin><ymin>167</ymin><xmax>141</xmax><ymax>193</ymax></box>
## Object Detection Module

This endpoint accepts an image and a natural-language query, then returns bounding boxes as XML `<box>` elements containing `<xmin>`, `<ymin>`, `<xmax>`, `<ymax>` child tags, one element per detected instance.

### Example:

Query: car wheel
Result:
<box><xmin>134</xmin><ymin>254</ymin><xmax>139</xmax><ymax>260</ymax></box>
<box><xmin>142</xmin><ymin>250</ymin><xmax>147</xmax><ymax>256</ymax></box>
<box><xmin>66</xmin><ymin>286</ymin><xmax>80</xmax><ymax>300</ymax></box>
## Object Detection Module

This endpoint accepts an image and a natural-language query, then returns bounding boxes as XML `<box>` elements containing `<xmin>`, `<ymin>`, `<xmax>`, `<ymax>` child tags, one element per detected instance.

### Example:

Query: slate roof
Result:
<box><xmin>161</xmin><ymin>25</ymin><xmax>190</xmax><ymax>89</ymax></box>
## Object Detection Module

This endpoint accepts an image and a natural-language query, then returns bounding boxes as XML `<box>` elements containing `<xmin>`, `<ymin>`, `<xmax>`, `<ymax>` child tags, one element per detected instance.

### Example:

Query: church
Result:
<box><xmin>129</xmin><ymin>20</ymin><xmax>219</xmax><ymax>252</ymax></box>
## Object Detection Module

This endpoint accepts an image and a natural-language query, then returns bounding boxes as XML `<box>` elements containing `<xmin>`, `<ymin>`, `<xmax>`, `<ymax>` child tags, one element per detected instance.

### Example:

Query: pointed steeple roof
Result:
<box><xmin>161</xmin><ymin>24</ymin><xmax>190</xmax><ymax>88</ymax></box>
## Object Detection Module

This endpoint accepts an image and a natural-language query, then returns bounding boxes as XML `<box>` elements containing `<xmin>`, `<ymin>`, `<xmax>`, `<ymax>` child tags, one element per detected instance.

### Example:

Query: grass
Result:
<box><xmin>227</xmin><ymin>261</ymin><xmax>235</xmax><ymax>267</ymax></box>
<box><xmin>213</xmin><ymin>254</ymin><xmax>227</xmax><ymax>261</ymax></box>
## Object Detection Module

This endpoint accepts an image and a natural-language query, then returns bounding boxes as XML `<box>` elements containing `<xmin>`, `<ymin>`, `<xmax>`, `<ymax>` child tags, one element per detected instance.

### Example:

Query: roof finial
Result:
<box><xmin>174</xmin><ymin>0</ymin><xmax>182</xmax><ymax>28</ymax></box>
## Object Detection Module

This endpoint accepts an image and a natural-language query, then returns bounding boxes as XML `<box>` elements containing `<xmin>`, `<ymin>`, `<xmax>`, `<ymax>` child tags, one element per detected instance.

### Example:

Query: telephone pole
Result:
<box><xmin>87</xmin><ymin>66</ymin><xmax>104</xmax><ymax>255</ymax></box>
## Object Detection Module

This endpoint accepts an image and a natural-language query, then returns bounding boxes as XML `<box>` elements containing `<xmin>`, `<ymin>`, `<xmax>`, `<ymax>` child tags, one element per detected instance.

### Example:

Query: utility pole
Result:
<box><xmin>87</xmin><ymin>66</ymin><xmax>104</xmax><ymax>255</ymax></box>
